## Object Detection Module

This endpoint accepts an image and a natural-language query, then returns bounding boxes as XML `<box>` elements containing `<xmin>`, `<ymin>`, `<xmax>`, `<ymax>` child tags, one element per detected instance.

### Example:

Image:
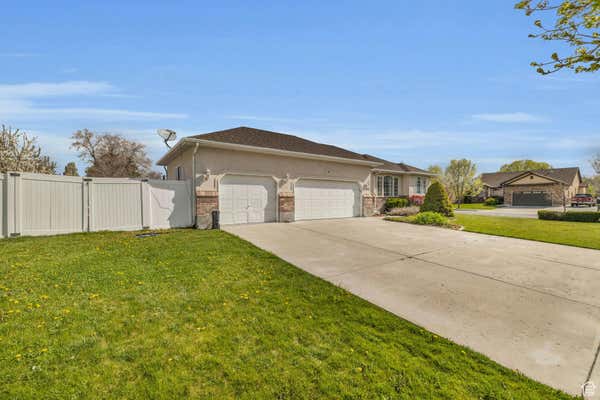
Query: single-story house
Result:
<box><xmin>157</xmin><ymin>126</ymin><xmax>434</xmax><ymax>228</ymax></box>
<box><xmin>480</xmin><ymin>167</ymin><xmax>584</xmax><ymax>207</ymax></box>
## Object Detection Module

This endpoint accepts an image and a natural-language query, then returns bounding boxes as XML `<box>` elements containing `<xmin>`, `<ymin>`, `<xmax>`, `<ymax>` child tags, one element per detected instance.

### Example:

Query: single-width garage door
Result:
<box><xmin>295</xmin><ymin>179</ymin><xmax>360</xmax><ymax>221</ymax></box>
<box><xmin>512</xmin><ymin>191</ymin><xmax>552</xmax><ymax>206</ymax></box>
<box><xmin>219</xmin><ymin>175</ymin><xmax>277</xmax><ymax>225</ymax></box>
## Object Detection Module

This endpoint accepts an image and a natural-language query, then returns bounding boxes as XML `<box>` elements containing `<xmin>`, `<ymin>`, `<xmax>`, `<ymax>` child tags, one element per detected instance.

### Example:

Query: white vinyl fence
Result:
<box><xmin>0</xmin><ymin>172</ymin><xmax>193</xmax><ymax>238</ymax></box>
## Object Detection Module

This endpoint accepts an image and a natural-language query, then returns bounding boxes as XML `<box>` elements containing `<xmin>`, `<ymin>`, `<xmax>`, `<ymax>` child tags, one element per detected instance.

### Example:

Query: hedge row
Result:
<box><xmin>538</xmin><ymin>210</ymin><xmax>600</xmax><ymax>222</ymax></box>
<box><xmin>385</xmin><ymin>197</ymin><xmax>409</xmax><ymax>209</ymax></box>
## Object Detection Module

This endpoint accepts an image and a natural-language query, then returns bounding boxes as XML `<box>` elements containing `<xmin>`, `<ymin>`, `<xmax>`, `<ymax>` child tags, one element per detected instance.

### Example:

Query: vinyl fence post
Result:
<box><xmin>84</xmin><ymin>178</ymin><xmax>95</xmax><ymax>232</ymax></box>
<box><xmin>141</xmin><ymin>179</ymin><xmax>151</xmax><ymax>230</ymax></box>
<box><xmin>6</xmin><ymin>172</ymin><xmax>22</xmax><ymax>237</ymax></box>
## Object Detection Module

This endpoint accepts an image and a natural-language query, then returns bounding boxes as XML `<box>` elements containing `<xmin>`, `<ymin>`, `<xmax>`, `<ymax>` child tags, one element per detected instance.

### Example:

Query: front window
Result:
<box><xmin>377</xmin><ymin>175</ymin><xmax>399</xmax><ymax>196</ymax></box>
<box><xmin>416</xmin><ymin>177</ymin><xmax>428</xmax><ymax>194</ymax></box>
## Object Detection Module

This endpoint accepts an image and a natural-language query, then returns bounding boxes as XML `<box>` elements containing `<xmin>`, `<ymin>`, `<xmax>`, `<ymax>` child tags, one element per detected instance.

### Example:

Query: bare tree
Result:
<box><xmin>0</xmin><ymin>125</ymin><xmax>56</xmax><ymax>174</ymax></box>
<box><xmin>71</xmin><ymin>129</ymin><xmax>156</xmax><ymax>178</ymax></box>
<box><xmin>592</xmin><ymin>153</ymin><xmax>600</xmax><ymax>175</ymax></box>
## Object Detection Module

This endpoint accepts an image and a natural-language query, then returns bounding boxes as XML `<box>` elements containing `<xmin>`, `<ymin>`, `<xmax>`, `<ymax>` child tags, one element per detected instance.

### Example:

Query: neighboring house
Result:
<box><xmin>480</xmin><ymin>167</ymin><xmax>584</xmax><ymax>207</ymax></box>
<box><xmin>157</xmin><ymin>126</ymin><xmax>434</xmax><ymax>228</ymax></box>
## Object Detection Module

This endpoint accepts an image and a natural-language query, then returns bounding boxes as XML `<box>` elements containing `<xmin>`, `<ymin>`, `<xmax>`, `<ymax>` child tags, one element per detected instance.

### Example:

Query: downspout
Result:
<box><xmin>191</xmin><ymin>143</ymin><xmax>199</xmax><ymax>227</ymax></box>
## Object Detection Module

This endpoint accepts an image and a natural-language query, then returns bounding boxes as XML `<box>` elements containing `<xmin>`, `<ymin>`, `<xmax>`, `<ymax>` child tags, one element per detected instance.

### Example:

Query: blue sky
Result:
<box><xmin>1</xmin><ymin>1</ymin><xmax>598</xmax><ymax>176</ymax></box>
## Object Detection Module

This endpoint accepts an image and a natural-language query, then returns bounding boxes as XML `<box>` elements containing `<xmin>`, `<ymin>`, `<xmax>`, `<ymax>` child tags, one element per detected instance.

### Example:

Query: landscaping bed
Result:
<box><xmin>0</xmin><ymin>230</ymin><xmax>573</xmax><ymax>399</ymax></box>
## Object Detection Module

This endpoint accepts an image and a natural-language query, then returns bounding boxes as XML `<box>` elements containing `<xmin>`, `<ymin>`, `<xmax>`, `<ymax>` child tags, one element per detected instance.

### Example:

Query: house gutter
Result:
<box><xmin>372</xmin><ymin>168</ymin><xmax>437</xmax><ymax>176</ymax></box>
<box><xmin>157</xmin><ymin>138</ymin><xmax>382</xmax><ymax>167</ymax></box>
<box><xmin>191</xmin><ymin>143</ymin><xmax>199</xmax><ymax>225</ymax></box>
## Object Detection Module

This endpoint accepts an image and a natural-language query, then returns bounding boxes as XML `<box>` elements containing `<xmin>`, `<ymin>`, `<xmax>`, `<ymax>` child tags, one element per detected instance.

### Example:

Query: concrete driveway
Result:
<box><xmin>455</xmin><ymin>205</ymin><xmax>598</xmax><ymax>219</ymax></box>
<box><xmin>224</xmin><ymin>218</ymin><xmax>600</xmax><ymax>396</ymax></box>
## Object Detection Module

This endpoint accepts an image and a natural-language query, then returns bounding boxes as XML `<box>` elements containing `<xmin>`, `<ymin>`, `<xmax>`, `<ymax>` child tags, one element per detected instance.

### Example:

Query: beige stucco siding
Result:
<box><xmin>183</xmin><ymin>146</ymin><xmax>373</xmax><ymax>194</ymax></box>
<box><xmin>166</xmin><ymin>147</ymin><xmax>194</xmax><ymax>181</ymax></box>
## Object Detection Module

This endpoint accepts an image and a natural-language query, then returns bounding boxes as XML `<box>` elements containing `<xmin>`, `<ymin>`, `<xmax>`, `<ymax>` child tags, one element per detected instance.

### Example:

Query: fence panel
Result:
<box><xmin>20</xmin><ymin>173</ymin><xmax>85</xmax><ymax>236</ymax></box>
<box><xmin>0</xmin><ymin>174</ymin><xmax>5</xmax><ymax>238</ymax></box>
<box><xmin>148</xmin><ymin>179</ymin><xmax>193</xmax><ymax>229</ymax></box>
<box><xmin>0</xmin><ymin>173</ymin><xmax>194</xmax><ymax>238</ymax></box>
<box><xmin>91</xmin><ymin>178</ymin><xmax>143</xmax><ymax>232</ymax></box>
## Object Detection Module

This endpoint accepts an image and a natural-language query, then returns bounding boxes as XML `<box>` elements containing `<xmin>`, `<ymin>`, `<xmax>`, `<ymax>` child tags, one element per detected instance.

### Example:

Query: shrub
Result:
<box><xmin>491</xmin><ymin>195</ymin><xmax>504</xmax><ymax>205</ymax></box>
<box><xmin>387</xmin><ymin>206</ymin><xmax>420</xmax><ymax>216</ymax></box>
<box><xmin>420</xmin><ymin>181</ymin><xmax>453</xmax><ymax>217</ymax></box>
<box><xmin>413</xmin><ymin>211</ymin><xmax>449</xmax><ymax>226</ymax></box>
<box><xmin>538</xmin><ymin>210</ymin><xmax>600</xmax><ymax>222</ymax></box>
<box><xmin>484</xmin><ymin>197</ymin><xmax>497</xmax><ymax>206</ymax></box>
<box><xmin>385</xmin><ymin>197</ymin><xmax>409</xmax><ymax>210</ymax></box>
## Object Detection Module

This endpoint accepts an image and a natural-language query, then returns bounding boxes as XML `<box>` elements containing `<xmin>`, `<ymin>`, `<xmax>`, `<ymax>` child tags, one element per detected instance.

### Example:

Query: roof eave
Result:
<box><xmin>500</xmin><ymin>171</ymin><xmax>567</xmax><ymax>186</ymax></box>
<box><xmin>372</xmin><ymin>168</ymin><xmax>436</xmax><ymax>176</ymax></box>
<box><xmin>157</xmin><ymin>138</ymin><xmax>382</xmax><ymax>167</ymax></box>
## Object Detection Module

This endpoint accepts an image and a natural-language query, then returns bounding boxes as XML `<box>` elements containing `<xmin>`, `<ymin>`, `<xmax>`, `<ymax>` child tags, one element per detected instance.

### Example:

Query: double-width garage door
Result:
<box><xmin>295</xmin><ymin>179</ymin><xmax>360</xmax><ymax>221</ymax></box>
<box><xmin>512</xmin><ymin>191</ymin><xmax>552</xmax><ymax>206</ymax></box>
<box><xmin>219</xmin><ymin>175</ymin><xmax>277</xmax><ymax>225</ymax></box>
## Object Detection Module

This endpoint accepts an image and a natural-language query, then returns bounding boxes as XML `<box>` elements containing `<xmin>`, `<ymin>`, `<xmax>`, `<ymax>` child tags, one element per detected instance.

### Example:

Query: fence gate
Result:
<box><xmin>0</xmin><ymin>172</ymin><xmax>193</xmax><ymax>238</ymax></box>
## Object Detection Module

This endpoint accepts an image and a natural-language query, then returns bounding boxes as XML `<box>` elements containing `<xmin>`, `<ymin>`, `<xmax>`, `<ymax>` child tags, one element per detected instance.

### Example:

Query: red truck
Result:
<box><xmin>571</xmin><ymin>193</ymin><xmax>596</xmax><ymax>207</ymax></box>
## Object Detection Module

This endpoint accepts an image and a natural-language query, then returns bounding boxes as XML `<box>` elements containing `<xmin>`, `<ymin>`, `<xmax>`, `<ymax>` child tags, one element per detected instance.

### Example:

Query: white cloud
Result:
<box><xmin>0</xmin><ymin>81</ymin><xmax>188</xmax><ymax>120</ymax></box>
<box><xmin>0</xmin><ymin>81</ymin><xmax>114</xmax><ymax>98</ymax></box>
<box><xmin>471</xmin><ymin>112</ymin><xmax>545</xmax><ymax>123</ymax></box>
<box><xmin>226</xmin><ymin>114</ymin><xmax>327</xmax><ymax>124</ymax></box>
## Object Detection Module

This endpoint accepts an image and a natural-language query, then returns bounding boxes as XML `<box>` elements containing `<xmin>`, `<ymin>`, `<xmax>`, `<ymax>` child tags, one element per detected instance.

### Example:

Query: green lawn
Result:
<box><xmin>0</xmin><ymin>230</ymin><xmax>573</xmax><ymax>399</ymax></box>
<box><xmin>456</xmin><ymin>214</ymin><xmax>600</xmax><ymax>250</ymax></box>
<box><xmin>453</xmin><ymin>203</ymin><xmax>497</xmax><ymax>210</ymax></box>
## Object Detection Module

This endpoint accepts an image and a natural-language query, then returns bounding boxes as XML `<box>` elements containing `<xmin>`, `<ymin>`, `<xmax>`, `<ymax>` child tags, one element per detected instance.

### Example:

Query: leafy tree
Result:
<box><xmin>420</xmin><ymin>180</ymin><xmax>454</xmax><ymax>217</ymax></box>
<box><xmin>515</xmin><ymin>0</ymin><xmax>600</xmax><ymax>74</ymax></box>
<box><xmin>427</xmin><ymin>165</ymin><xmax>443</xmax><ymax>175</ymax></box>
<box><xmin>0</xmin><ymin>125</ymin><xmax>56</xmax><ymax>174</ymax></box>
<box><xmin>71</xmin><ymin>129</ymin><xmax>154</xmax><ymax>178</ymax></box>
<box><xmin>445</xmin><ymin>159</ymin><xmax>482</xmax><ymax>208</ymax></box>
<box><xmin>583</xmin><ymin>176</ymin><xmax>599</xmax><ymax>197</ymax></box>
<box><xmin>63</xmin><ymin>162</ymin><xmax>80</xmax><ymax>176</ymax></box>
<box><xmin>499</xmin><ymin>159</ymin><xmax>552</xmax><ymax>172</ymax></box>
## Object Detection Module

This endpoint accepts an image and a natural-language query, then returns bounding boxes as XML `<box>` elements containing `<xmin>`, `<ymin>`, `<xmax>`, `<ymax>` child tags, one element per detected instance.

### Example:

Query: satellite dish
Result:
<box><xmin>157</xmin><ymin>129</ymin><xmax>177</xmax><ymax>149</ymax></box>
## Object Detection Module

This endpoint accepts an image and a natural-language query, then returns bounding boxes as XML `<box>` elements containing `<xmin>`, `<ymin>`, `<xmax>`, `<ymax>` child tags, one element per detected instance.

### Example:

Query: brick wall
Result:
<box><xmin>362</xmin><ymin>195</ymin><xmax>375</xmax><ymax>216</ymax></box>
<box><xmin>279</xmin><ymin>193</ymin><xmax>294</xmax><ymax>222</ymax></box>
<box><xmin>196</xmin><ymin>190</ymin><xmax>219</xmax><ymax>229</ymax></box>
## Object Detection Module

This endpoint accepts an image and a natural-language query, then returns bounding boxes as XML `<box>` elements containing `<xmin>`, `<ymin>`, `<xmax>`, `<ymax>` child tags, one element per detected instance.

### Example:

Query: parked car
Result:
<box><xmin>570</xmin><ymin>193</ymin><xmax>596</xmax><ymax>207</ymax></box>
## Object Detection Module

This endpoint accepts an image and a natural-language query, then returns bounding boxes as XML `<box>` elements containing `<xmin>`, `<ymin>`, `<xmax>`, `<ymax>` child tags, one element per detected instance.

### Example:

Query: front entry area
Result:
<box><xmin>512</xmin><ymin>191</ymin><xmax>552</xmax><ymax>206</ymax></box>
<box><xmin>219</xmin><ymin>175</ymin><xmax>277</xmax><ymax>225</ymax></box>
<box><xmin>294</xmin><ymin>179</ymin><xmax>360</xmax><ymax>221</ymax></box>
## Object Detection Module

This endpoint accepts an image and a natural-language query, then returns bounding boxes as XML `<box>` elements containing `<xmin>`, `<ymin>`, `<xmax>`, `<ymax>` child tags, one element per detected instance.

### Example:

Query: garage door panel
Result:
<box><xmin>219</xmin><ymin>175</ymin><xmax>277</xmax><ymax>225</ymax></box>
<box><xmin>512</xmin><ymin>191</ymin><xmax>552</xmax><ymax>206</ymax></box>
<box><xmin>295</xmin><ymin>179</ymin><xmax>360</xmax><ymax>221</ymax></box>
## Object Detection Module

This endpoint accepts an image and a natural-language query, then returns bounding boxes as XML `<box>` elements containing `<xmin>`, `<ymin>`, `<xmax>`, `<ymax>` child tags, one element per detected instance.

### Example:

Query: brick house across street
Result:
<box><xmin>480</xmin><ymin>168</ymin><xmax>585</xmax><ymax>207</ymax></box>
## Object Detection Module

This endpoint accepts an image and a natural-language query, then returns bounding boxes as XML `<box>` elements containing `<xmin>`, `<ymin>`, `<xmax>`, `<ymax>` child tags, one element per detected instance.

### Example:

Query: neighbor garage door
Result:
<box><xmin>295</xmin><ymin>179</ymin><xmax>360</xmax><ymax>221</ymax></box>
<box><xmin>512</xmin><ymin>191</ymin><xmax>552</xmax><ymax>206</ymax></box>
<box><xmin>219</xmin><ymin>175</ymin><xmax>277</xmax><ymax>225</ymax></box>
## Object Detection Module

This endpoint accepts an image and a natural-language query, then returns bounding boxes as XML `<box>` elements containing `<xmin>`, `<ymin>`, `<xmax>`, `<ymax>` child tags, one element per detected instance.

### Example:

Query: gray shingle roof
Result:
<box><xmin>192</xmin><ymin>126</ymin><xmax>369</xmax><ymax>161</ymax></box>
<box><xmin>189</xmin><ymin>126</ymin><xmax>429</xmax><ymax>173</ymax></box>
<box><xmin>481</xmin><ymin>167</ymin><xmax>580</xmax><ymax>187</ymax></box>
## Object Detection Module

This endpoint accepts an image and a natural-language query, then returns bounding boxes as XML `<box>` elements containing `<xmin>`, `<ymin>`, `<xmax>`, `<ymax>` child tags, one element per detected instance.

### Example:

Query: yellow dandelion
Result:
<box><xmin>41</xmin><ymin>348</ymin><xmax>48</xmax><ymax>353</ymax></box>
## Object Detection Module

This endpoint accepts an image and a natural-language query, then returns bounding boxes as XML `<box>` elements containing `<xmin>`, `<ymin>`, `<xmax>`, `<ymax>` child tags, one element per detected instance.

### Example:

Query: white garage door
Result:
<box><xmin>219</xmin><ymin>175</ymin><xmax>277</xmax><ymax>225</ymax></box>
<box><xmin>295</xmin><ymin>179</ymin><xmax>360</xmax><ymax>221</ymax></box>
